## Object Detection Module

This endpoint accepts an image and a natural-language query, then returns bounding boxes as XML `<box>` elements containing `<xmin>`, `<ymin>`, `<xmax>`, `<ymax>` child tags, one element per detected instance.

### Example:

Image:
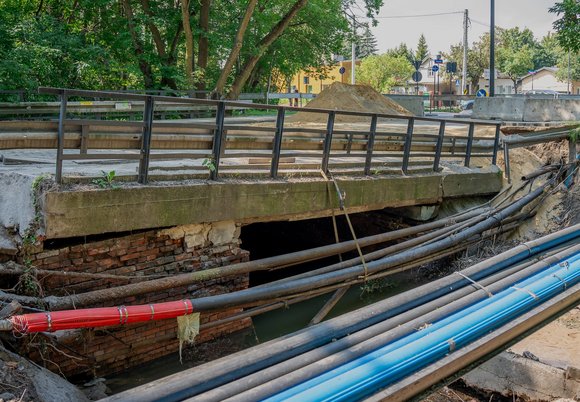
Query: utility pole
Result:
<box><xmin>489</xmin><ymin>0</ymin><xmax>495</xmax><ymax>97</ymax></box>
<box><xmin>351</xmin><ymin>15</ymin><xmax>356</xmax><ymax>85</ymax></box>
<box><xmin>462</xmin><ymin>9</ymin><xmax>469</xmax><ymax>95</ymax></box>
<box><xmin>568</xmin><ymin>51</ymin><xmax>571</xmax><ymax>94</ymax></box>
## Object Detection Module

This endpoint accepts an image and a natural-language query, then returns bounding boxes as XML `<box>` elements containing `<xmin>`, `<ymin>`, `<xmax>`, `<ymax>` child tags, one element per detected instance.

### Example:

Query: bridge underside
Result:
<box><xmin>40</xmin><ymin>165</ymin><xmax>501</xmax><ymax>239</ymax></box>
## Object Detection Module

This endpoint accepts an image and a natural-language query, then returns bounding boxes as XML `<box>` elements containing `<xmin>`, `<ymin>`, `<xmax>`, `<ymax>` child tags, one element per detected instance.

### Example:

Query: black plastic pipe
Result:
<box><xmin>104</xmin><ymin>220</ymin><xmax>579</xmax><ymax>402</ymax></box>
<box><xmin>218</xmin><ymin>243</ymin><xmax>580</xmax><ymax>402</ymax></box>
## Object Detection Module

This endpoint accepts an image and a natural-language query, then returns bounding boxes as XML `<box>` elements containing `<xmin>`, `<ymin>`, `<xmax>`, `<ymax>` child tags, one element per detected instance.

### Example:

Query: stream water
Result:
<box><xmin>106</xmin><ymin>267</ymin><xmax>435</xmax><ymax>394</ymax></box>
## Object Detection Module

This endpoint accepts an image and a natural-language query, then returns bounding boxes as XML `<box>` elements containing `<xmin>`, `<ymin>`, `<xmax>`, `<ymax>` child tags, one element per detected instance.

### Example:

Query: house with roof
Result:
<box><xmin>519</xmin><ymin>67</ymin><xmax>579</xmax><ymax>94</ymax></box>
<box><xmin>400</xmin><ymin>54</ymin><xmax>463</xmax><ymax>96</ymax></box>
<box><xmin>477</xmin><ymin>70</ymin><xmax>516</xmax><ymax>95</ymax></box>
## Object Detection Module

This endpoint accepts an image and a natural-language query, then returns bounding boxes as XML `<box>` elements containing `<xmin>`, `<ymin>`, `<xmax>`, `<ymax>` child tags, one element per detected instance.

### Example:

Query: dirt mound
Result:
<box><xmin>288</xmin><ymin>82</ymin><xmax>412</xmax><ymax>124</ymax></box>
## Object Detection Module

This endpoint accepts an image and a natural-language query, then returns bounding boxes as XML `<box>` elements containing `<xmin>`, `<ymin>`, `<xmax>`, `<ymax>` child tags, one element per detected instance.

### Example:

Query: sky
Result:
<box><xmin>366</xmin><ymin>0</ymin><xmax>559</xmax><ymax>56</ymax></box>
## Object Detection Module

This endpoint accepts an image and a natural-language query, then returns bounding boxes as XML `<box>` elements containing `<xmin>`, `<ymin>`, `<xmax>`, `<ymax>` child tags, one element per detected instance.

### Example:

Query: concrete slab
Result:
<box><xmin>463</xmin><ymin>351</ymin><xmax>580</xmax><ymax>401</ymax></box>
<box><xmin>38</xmin><ymin>165</ymin><xmax>501</xmax><ymax>239</ymax></box>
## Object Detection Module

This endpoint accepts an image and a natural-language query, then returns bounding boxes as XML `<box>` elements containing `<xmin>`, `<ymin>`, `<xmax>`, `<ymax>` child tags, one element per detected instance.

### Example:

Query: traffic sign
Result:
<box><xmin>339</xmin><ymin>66</ymin><xmax>346</xmax><ymax>75</ymax></box>
<box><xmin>412</xmin><ymin>60</ymin><xmax>422</xmax><ymax>70</ymax></box>
<box><xmin>434</xmin><ymin>58</ymin><xmax>443</xmax><ymax>64</ymax></box>
<box><xmin>431</xmin><ymin>65</ymin><xmax>439</xmax><ymax>73</ymax></box>
<box><xmin>476</xmin><ymin>89</ymin><xmax>487</xmax><ymax>97</ymax></box>
<box><xmin>412</xmin><ymin>71</ymin><xmax>423</xmax><ymax>82</ymax></box>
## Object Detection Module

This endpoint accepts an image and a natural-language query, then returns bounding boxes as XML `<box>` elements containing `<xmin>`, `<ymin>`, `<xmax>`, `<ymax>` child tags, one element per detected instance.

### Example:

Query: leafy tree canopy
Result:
<box><xmin>550</xmin><ymin>0</ymin><xmax>580</xmax><ymax>52</ymax></box>
<box><xmin>0</xmin><ymin>0</ymin><xmax>382</xmax><ymax>98</ymax></box>
<box><xmin>356</xmin><ymin>53</ymin><xmax>414</xmax><ymax>92</ymax></box>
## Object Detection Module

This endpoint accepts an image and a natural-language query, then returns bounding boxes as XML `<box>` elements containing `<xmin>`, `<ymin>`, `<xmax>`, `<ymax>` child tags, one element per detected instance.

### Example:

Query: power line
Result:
<box><xmin>470</xmin><ymin>18</ymin><xmax>489</xmax><ymax>27</ymax></box>
<box><xmin>372</xmin><ymin>11</ymin><xmax>464</xmax><ymax>19</ymax></box>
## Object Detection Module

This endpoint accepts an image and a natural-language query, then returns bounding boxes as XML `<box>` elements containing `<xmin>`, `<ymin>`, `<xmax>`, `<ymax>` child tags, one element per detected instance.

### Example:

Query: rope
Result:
<box><xmin>552</xmin><ymin>274</ymin><xmax>567</xmax><ymax>290</ymax></box>
<box><xmin>512</xmin><ymin>286</ymin><xmax>538</xmax><ymax>300</ymax></box>
<box><xmin>322</xmin><ymin>170</ymin><xmax>370</xmax><ymax>280</ymax></box>
<box><xmin>321</xmin><ymin>170</ymin><xmax>343</xmax><ymax>262</ymax></box>
<box><xmin>455</xmin><ymin>272</ymin><xmax>493</xmax><ymax>298</ymax></box>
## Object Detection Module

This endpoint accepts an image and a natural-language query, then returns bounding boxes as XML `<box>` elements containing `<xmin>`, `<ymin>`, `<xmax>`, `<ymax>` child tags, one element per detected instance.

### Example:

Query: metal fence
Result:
<box><xmin>1</xmin><ymin>87</ymin><xmax>503</xmax><ymax>184</ymax></box>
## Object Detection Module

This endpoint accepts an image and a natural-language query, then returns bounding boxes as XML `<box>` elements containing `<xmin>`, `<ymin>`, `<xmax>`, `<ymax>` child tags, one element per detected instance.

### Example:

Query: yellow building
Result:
<box><xmin>285</xmin><ymin>60</ymin><xmax>361</xmax><ymax>94</ymax></box>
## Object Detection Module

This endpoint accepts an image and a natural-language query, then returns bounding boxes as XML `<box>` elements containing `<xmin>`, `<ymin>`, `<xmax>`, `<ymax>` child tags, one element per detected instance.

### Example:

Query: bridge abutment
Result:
<box><xmin>15</xmin><ymin>221</ymin><xmax>249</xmax><ymax>378</ymax></box>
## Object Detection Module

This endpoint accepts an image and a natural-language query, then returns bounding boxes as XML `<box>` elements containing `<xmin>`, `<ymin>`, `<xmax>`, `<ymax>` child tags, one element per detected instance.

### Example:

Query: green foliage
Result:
<box><xmin>0</xmin><ymin>0</ymin><xmax>378</xmax><ymax>96</ymax></box>
<box><xmin>356</xmin><ymin>54</ymin><xmax>414</xmax><ymax>92</ymax></box>
<box><xmin>497</xmin><ymin>45</ymin><xmax>534</xmax><ymax>92</ymax></box>
<box><xmin>556</xmin><ymin>50</ymin><xmax>580</xmax><ymax>82</ymax></box>
<box><xmin>202</xmin><ymin>158</ymin><xmax>216</xmax><ymax>172</ymax></box>
<box><xmin>415</xmin><ymin>34</ymin><xmax>429</xmax><ymax>62</ymax></box>
<box><xmin>387</xmin><ymin>43</ymin><xmax>414</xmax><ymax>63</ymax></box>
<box><xmin>550</xmin><ymin>0</ymin><xmax>580</xmax><ymax>53</ymax></box>
<box><xmin>340</xmin><ymin>24</ymin><xmax>378</xmax><ymax>60</ymax></box>
<box><xmin>92</xmin><ymin>170</ymin><xmax>119</xmax><ymax>189</ymax></box>
<box><xmin>570</xmin><ymin>126</ymin><xmax>580</xmax><ymax>142</ymax></box>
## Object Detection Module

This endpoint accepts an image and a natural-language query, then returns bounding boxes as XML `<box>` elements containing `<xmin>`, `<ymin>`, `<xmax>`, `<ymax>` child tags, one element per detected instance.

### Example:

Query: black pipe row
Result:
<box><xmin>105</xmin><ymin>189</ymin><xmax>577</xmax><ymax>402</ymax></box>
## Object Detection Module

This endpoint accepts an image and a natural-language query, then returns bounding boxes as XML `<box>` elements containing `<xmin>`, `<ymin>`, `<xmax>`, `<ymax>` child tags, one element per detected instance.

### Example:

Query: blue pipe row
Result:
<box><xmin>266</xmin><ymin>251</ymin><xmax>580</xmax><ymax>402</ymax></box>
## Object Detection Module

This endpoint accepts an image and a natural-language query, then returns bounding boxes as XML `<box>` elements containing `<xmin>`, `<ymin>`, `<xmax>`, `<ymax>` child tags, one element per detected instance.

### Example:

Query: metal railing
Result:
<box><xmin>501</xmin><ymin>125</ymin><xmax>580</xmax><ymax>183</ymax></box>
<box><xmin>5</xmin><ymin>87</ymin><xmax>503</xmax><ymax>184</ymax></box>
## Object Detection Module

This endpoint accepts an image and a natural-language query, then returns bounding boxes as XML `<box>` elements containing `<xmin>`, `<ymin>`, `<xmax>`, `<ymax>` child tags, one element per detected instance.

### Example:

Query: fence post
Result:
<box><xmin>364</xmin><ymin>115</ymin><xmax>378</xmax><ymax>175</ymax></box>
<box><xmin>504</xmin><ymin>143</ymin><xmax>511</xmax><ymax>184</ymax></box>
<box><xmin>433</xmin><ymin>120</ymin><xmax>446</xmax><ymax>171</ymax></box>
<box><xmin>270</xmin><ymin>108</ymin><xmax>286</xmax><ymax>178</ymax></box>
<box><xmin>138</xmin><ymin>96</ymin><xmax>154</xmax><ymax>184</ymax></box>
<box><xmin>321</xmin><ymin>111</ymin><xmax>336</xmax><ymax>174</ymax></box>
<box><xmin>55</xmin><ymin>91</ymin><xmax>68</xmax><ymax>184</ymax></box>
<box><xmin>492</xmin><ymin>123</ymin><xmax>501</xmax><ymax>165</ymax></box>
<box><xmin>80</xmin><ymin>124</ymin><xmax>89</xmax><ymax>155</ymax></box>
<box><xmin>464</xmin><ymin>122</ymin><xmax>475</xmax><ymax>167</ymax></box>
<box><xmin>401</xmin><ymin>117</ymin><xmax>415</xmax><ymax>174</ymax></box>
<box><xmin>210</xmin><ymin>101</ymin><xmax>226</xmax><ymax>180</ymax></box>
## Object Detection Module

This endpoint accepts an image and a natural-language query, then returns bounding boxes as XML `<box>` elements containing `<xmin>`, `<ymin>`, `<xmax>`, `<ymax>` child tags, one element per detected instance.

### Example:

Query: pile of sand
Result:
<box><xmin>288</xmin><ymin>82</ymin><xmax>412</xmax><ymax>124</ymax></box>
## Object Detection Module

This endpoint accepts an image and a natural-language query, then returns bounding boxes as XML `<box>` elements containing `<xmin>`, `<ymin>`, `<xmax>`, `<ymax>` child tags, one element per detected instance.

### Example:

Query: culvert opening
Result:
<box><xmin>241</xmin><ymin>210</ymin><xmax>409</xmax><ymax>287</ymax></box>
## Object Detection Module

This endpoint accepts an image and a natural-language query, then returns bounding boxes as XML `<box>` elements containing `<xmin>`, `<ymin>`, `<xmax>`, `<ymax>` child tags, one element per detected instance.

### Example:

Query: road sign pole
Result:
<box><xmin>432</xmin><ymin>71</ymin><xmax>435</xmax><ymax>112</ymax></box>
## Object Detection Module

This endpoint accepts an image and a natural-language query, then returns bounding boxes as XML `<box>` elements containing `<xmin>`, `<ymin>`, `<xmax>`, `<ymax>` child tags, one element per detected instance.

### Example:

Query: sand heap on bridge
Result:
<box><xmin>288</xmin><ymin>82</ymin><xmax>412</xmax><ymax>124</ymax></box>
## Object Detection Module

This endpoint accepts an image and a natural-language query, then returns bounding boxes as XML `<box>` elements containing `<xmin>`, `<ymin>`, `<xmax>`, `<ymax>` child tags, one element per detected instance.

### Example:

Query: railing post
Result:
<box><xmin>492</xmin><ymin>123</ymin><xmax>501</xmax><ymax>165</ymax></box>
<box><xmin>80</xmin><ymin>124</ymin><xmax>89</xmax><ymax>155</ymax></box>
<box><xmin>464</xmin><ymin>122</ymin><xmax>475</xmax><ymax>167</ymax></box>
<box><xmin>346</xmin><ymin>132</ymin><xmax>354</xmax><ymax>155</ymax></box>
<box><xmin>364</xmin><ymin>115</ymin><xmax>378</xmax><ymax>175</ymax></box>
<box><xmin>321</xmin><ymin>111</ymin><xmax>336</xmax><ymax>174</ymax></box>
<box><xmin>504</xmin><ymin>142</ymin><xmax>511</xmax><ymax>184</ymax></box>
<box><xmin>401</xmin><ymin>117</ymin><xmax>415</xmax><ymax>174</ymax></box>
<box><xmin>55</xmin><ymin>91</ymin><xmax>68</xmax><ymax>184</ymax></box>
<box><xmin>433</xmin><ymin>120</ymin><xmax>446</xmax><ymax>171</ymax></box>
<box><xmin>270</xmin><ymin>108</ymin><xmax>286</xmax><ymax>178</ymax></box>
<box><xmin>138</xmin><ymin>96</ymin><xmax>154</xmax><ymax>184</ymax></box>
<box><xmin>210</xmin><ymin>101</ymin><xmax>226</xmax><ymax>180</ymax></box>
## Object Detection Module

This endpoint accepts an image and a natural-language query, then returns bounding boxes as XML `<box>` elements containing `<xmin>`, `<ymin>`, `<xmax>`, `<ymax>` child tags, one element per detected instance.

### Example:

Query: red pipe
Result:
<box><xmin>10</xmin><ymin>299</ymin><xmax>193</xmax><ymax>334</ymax></box>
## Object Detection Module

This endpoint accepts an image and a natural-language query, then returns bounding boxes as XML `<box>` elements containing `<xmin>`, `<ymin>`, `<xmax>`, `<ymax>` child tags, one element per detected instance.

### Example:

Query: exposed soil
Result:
<box><xmin>287</xmin><ymin>82</ymin><xmax>412</xmax><ymax>124</ymax></box>
<box><xmin>0</xmin><ymin>343</ymin><xmax>88</xmax><ymax>402</ymax></box>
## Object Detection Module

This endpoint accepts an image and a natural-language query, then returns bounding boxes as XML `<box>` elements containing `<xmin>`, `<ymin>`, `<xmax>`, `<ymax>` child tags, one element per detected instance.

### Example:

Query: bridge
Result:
<box><xmin>0</xmin><ymin>87</ymin><xmax>503</xmax><ymax>240</ymax></box>
<box><xmin>0</xmin><ymin>88</ymin><xmax>578</xmax><ymax>398</ymax></box>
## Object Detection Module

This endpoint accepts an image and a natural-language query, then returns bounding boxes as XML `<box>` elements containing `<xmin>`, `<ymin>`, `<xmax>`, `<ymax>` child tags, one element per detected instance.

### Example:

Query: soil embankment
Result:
<box><xmin>287</xmin><ymin>82</ymin><xmax>412</xmax><ymax>124</ymax></box>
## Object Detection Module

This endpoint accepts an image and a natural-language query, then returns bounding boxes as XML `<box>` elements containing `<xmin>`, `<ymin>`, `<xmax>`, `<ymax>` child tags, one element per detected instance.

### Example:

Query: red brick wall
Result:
<box><xmin>21</xmin><ymin>227</ymin><xmax>250</xmax><ymax>379</ymax></box>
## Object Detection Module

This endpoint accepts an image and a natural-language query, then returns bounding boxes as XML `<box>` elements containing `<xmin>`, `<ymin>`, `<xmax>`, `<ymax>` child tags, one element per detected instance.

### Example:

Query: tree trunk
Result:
<box><xmin>196</xmin><ymin>0</ymin><xmax>211</xmax><ymax>92</ymax></box>
<box><xmin>226</xmin><ymin>0</ymin><xmax>309</xmax><ymax>99</ymax></box>
<box><xmin>120</xmin><ymin>0</ymin><xmax>155</xmax><ymax>88</ymax></box>
<box><xmin>213</xmin><ymin>0</ymin><xmax>258</xmax><ymax>98</ymax></box>
<box><xmin>181</xmin><ymin>0</ymin><xmax>195</xmax><ymax>88</ymax></box>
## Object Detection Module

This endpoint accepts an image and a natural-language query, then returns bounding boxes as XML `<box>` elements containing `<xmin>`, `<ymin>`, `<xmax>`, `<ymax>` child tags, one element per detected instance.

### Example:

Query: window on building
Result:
<box><xmin>303</xmin><ymin>77</ymin><xmax>310</xmax><ymax>85</ymax></box>
<box><xmin>306</xmin><ymin>85</ymin><xmax>313</xmax><ymax>93</ymax></box>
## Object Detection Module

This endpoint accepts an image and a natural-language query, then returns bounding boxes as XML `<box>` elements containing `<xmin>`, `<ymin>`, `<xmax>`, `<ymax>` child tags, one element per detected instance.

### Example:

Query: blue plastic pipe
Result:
<box><xmin>266</xmin><ymin>252</ymin><xmax>580</xmax><ymax>402</ymax></box>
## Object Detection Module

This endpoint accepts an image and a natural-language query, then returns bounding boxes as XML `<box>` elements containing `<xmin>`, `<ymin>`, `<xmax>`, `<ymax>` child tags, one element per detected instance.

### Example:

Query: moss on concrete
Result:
<box><xmin>42</xmin><ymin>168</ymin><xmax>502</xmax><ymax>239</ymax></box>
